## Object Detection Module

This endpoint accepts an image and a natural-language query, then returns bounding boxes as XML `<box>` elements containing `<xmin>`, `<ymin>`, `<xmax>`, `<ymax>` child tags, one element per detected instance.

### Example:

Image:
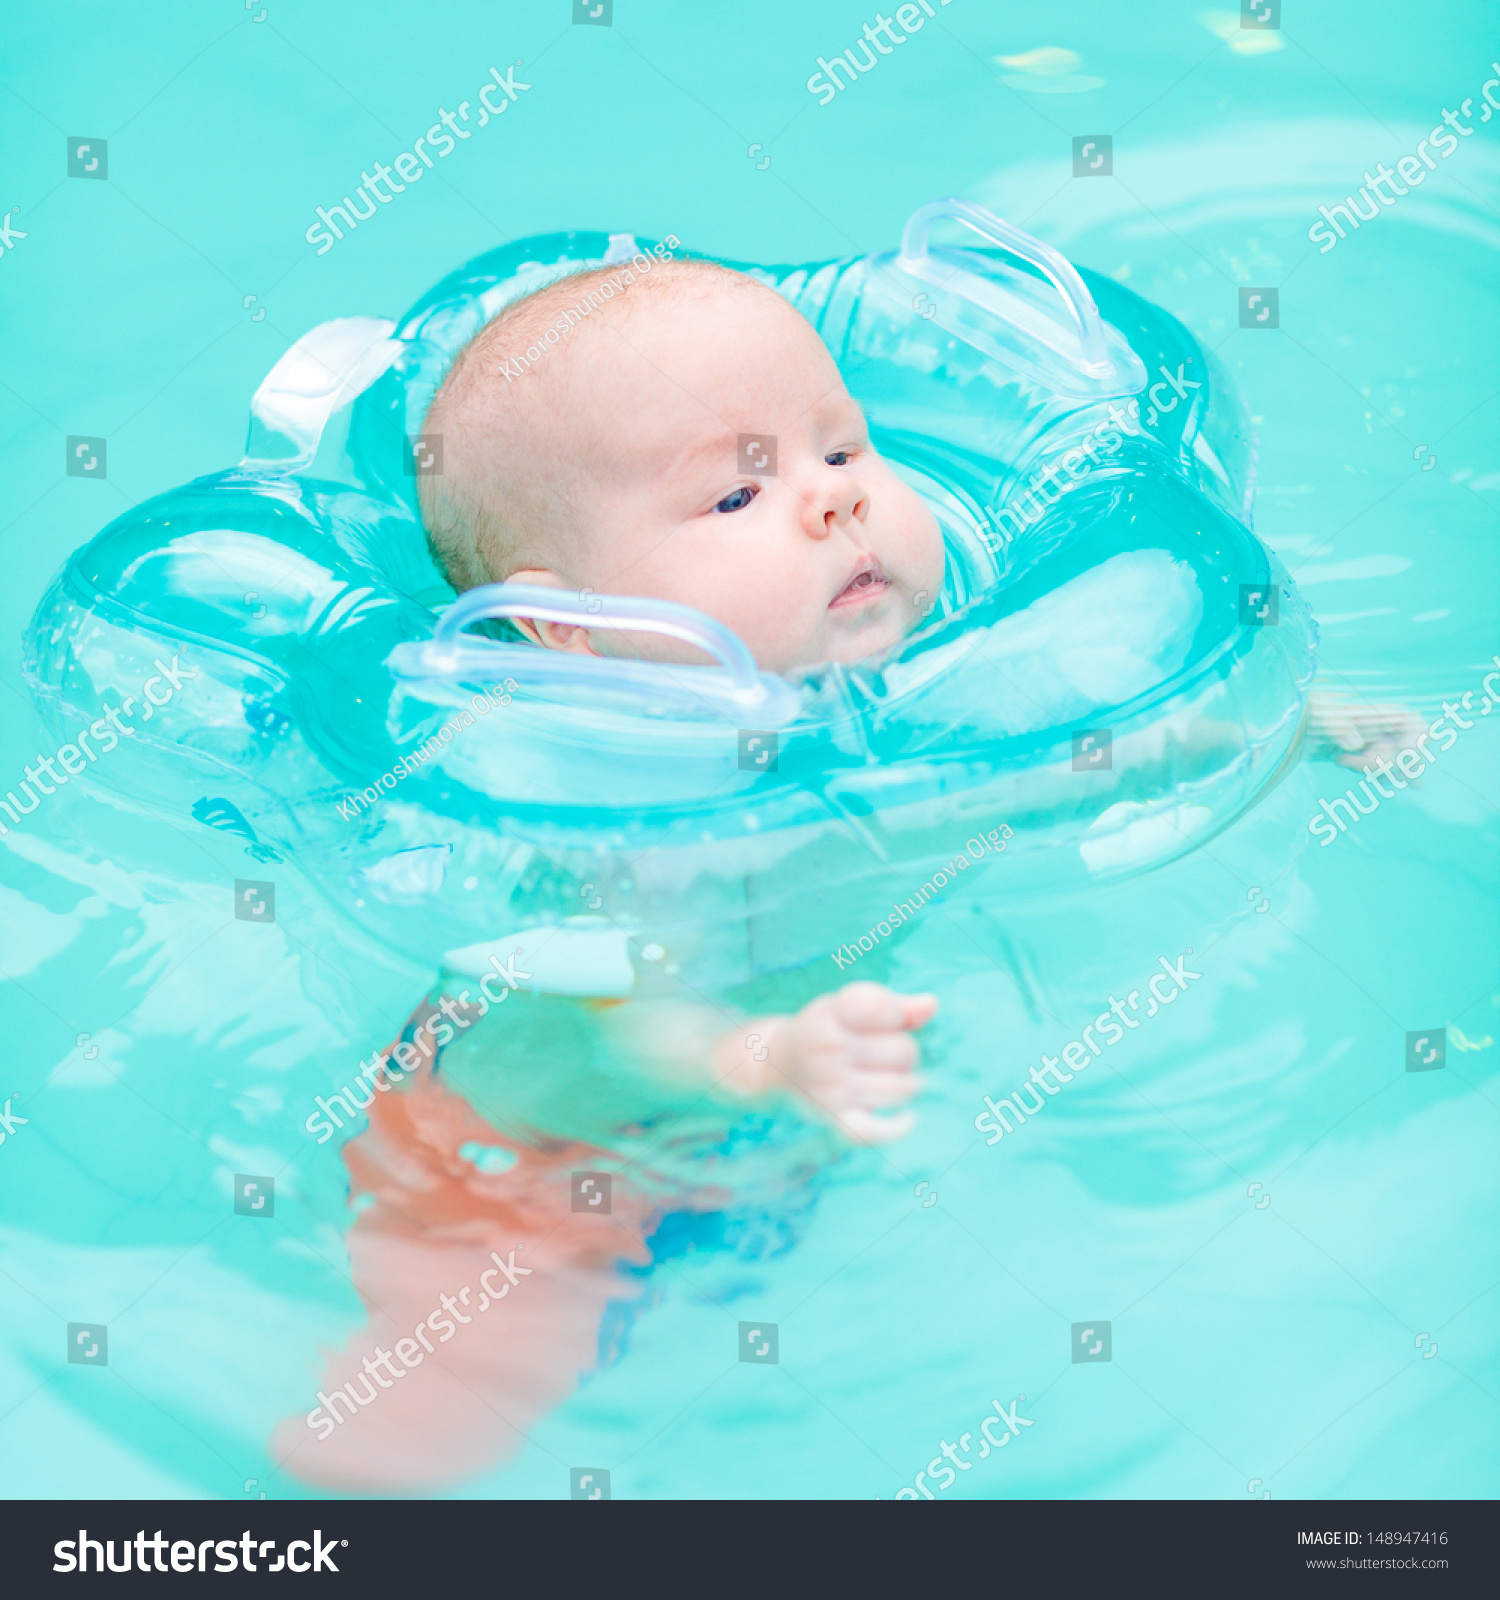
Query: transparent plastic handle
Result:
<box><xmin>243</xmin><ymin>316</ymin><xmax>402</xmax><ymax>467</ymax></box>
<box><xmin>395</xmin><ymin>581</ymin><xmax>802</xmax><ymax>724</ymax></box>
<box><xmin>898</xmin><ymin>198</ymin><xmax>1111</xmax><ymax>379</ymax></box>
<box><xmin>432</xmin><ymin>583</ymin><xmax>763</xmax><ymax>689</ymax></box>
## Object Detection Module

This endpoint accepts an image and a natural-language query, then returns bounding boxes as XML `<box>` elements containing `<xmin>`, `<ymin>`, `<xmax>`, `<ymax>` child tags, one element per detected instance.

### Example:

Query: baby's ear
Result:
<box><xmin>518</xmin><ymin>618</ymin><xmax>599</xmax><ymax>654</ymax></box>
<box><xmin>505</xmin><ymin>568</ymin><xmax>601</xmax><ymax>655</ymax></box>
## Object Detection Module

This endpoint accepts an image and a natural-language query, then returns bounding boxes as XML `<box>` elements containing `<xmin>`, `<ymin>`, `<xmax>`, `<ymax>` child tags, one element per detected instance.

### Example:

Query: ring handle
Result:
<box><xmin>432</xmin><ymin>582</ymin><xmax>763</xmax><ymax>692</ymax></box>
<box><xmin>898</xmin><ymin>198</ymin><xmax>1111</xmax><ymax>379</ymax></box>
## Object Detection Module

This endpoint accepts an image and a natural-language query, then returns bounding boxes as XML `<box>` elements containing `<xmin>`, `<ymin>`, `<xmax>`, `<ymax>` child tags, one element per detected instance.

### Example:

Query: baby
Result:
<box><xmin>278</xmin><ymin>264</ymin><xmax>943</xmax><ymax>1488</ymax></box>
<box><xmin>274</xmin><ymin>256</ymin><xmax>1422</xmax><ymax>1491</ymax></box>
<box><xmin>417</xmin><ymin>252</ymin><xmax>1419</xmax><ymax>1144</ymax></box>
<box><xmin>421</xmin><ymin>256</ymin><xmax>946</xmax><ymax>1144</ymax></box>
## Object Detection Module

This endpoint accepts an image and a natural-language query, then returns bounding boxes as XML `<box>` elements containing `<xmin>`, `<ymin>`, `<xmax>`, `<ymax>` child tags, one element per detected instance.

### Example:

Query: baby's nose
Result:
<box><xmin>807</xmin><ymin>469</ymin><xmax>867</xmax><ymax>537</ymax></box>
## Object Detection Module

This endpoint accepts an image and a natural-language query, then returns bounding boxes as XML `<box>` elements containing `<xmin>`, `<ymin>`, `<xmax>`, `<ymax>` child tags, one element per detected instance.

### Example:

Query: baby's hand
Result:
<box><xmin>1305</xmin><ymin>691</ymin><xmax>1426</xmax><ymax>772</ymax></box>
<box><xmin>739</xmin><ymin>983</ymin><xmax>938</xmax><ymax>1144</ymax></box>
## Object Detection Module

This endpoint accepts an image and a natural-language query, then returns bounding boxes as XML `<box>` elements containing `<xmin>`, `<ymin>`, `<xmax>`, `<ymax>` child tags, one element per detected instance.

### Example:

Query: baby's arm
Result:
<box><xmin>595</xmin><ymin>982</ymin><xmax>937</xmax><ymax>1145</ymax></box>
<box><xmin>1302</xmin><ymin>690</ymin><xmax>1426</xmax><ymax>770</ymax></box>
<box><xmin>1097</xmin><ymin>690</ymin><xmax>1425</xmax><ymax>784</ymax></box>
<box><xmin>713</xmin><ymin>982</ymin><xmax>937</xmax><ymax>1144</ymax></box>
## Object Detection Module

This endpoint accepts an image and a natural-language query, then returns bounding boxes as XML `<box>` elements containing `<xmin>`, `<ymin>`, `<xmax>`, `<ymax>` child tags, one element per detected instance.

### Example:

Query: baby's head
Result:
<box><xmin>419</xmin><ymin>254</ymin><xmax>943</xmax><ymax>675</ymax></box>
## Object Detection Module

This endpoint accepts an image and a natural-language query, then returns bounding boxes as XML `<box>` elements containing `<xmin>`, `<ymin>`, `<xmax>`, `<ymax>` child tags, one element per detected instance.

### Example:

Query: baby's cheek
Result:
<box><xmin>920</xmin><ymin>516</ymin><xmax>946</xmax><ymax>588</ymax></box>
<box><xmin>760</xmin><ymin>606</ymin><xmax>826</xmax><ymax>676</ymax></box>
<box><xmin>896</xmin><ymin>491</ymin><xmax>944</xmax><ymax>589</ymax></box>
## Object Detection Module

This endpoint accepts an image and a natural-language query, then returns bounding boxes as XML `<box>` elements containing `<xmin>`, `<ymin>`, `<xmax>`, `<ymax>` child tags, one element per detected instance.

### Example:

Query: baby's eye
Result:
<box><xmin>714</xmin><ymin>485</ymin><xmax>758</xmax><ymax>513</ymax></box>
<box><xmin>825</xmin><ymin>450</ymin><xmax>851</xmax><ymax>466</ymax></box>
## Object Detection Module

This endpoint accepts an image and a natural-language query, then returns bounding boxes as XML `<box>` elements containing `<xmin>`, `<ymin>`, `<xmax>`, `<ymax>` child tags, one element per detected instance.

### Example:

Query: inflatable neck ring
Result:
<box><xmin>24</xmin><ymin>199</ymin><xmax>1316</xmax><ymax>993</ymax></box>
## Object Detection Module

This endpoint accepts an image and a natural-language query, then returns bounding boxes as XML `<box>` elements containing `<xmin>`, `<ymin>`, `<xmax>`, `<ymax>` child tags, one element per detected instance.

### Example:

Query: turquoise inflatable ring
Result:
<box><xmin>24</xmin><ymin>199</ymin><xmax>1316</xmax><ymax>991</ymax></box>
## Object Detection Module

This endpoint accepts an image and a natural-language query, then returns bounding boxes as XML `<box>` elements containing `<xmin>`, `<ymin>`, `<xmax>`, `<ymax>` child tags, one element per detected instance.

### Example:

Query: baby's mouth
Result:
<box><xmin>829</xmin><ymin>556</ymin><xmax>890</xmax><ymax>609</ymax></box>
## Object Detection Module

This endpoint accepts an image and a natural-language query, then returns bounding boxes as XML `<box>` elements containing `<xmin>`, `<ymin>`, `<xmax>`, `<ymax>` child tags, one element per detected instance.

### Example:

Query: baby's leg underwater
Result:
<box><xmin>272</xmin><ymin>1062</ymin><xmax>656</xmax><ymax>1492</ymax></box>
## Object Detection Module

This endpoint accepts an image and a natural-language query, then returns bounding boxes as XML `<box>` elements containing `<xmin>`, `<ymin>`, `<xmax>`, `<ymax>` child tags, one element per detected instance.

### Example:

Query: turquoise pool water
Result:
<box><xmin>2</xmin><ymin>0</ymin><xmax>1496</xmax><ymax>1499</ymax></box>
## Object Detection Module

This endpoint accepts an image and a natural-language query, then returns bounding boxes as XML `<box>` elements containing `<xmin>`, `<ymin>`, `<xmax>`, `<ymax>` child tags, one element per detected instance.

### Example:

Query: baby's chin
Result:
<box><xmin>771</xmin><ymin>596</ymin><xmax>917</xmax><ymax>675</ymax></box>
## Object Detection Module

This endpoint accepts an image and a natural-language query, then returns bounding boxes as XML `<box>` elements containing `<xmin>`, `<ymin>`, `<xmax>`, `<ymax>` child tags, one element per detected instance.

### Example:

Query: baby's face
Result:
<box><xmin>506</xmin><ymin>281</ymin><xmax>944</xmax><ymax>675</ymax></box>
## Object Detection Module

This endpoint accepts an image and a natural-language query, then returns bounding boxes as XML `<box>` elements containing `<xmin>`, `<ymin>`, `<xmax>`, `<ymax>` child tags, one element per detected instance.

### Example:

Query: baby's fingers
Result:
<box><xmin>899</xmin><ymin>993</ymin><xmax>939</xmax><ymax>1031</ymax></box>
<box><xmin>834</xmin><ymin>983</ymin><xmax>938</xmax><ymax>1034</ymax></box>
<box><xmin>848</xmin><ymin>1070</ymin><xmax>922</xmax><ymax>1109</ymax></box>
<box><xmin>847</xmin><ymin>1031</ymin><xmax>920</xmax><ymax>1075</ymax></box>
<box><xmin>836</xmin><ymin>1106</ymin><xmax>918</xmax><ymax>1145</ymax></box>
<box><xmin>1334</xmin><ymin>712</ymin><xmax>1426</xmax><ymax>769</ymax></box>
<box><xmin>832</xmin><ymin>982</ymin><xmax>909</xmax><ymax>1032</ymax></box>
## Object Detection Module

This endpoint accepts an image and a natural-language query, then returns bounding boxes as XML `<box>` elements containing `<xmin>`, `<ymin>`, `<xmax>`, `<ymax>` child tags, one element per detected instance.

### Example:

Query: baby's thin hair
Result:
<box><xmin>418</xmin><ymin>254</ymin><xmax>771</xmax><ymax>594</ymax></box>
